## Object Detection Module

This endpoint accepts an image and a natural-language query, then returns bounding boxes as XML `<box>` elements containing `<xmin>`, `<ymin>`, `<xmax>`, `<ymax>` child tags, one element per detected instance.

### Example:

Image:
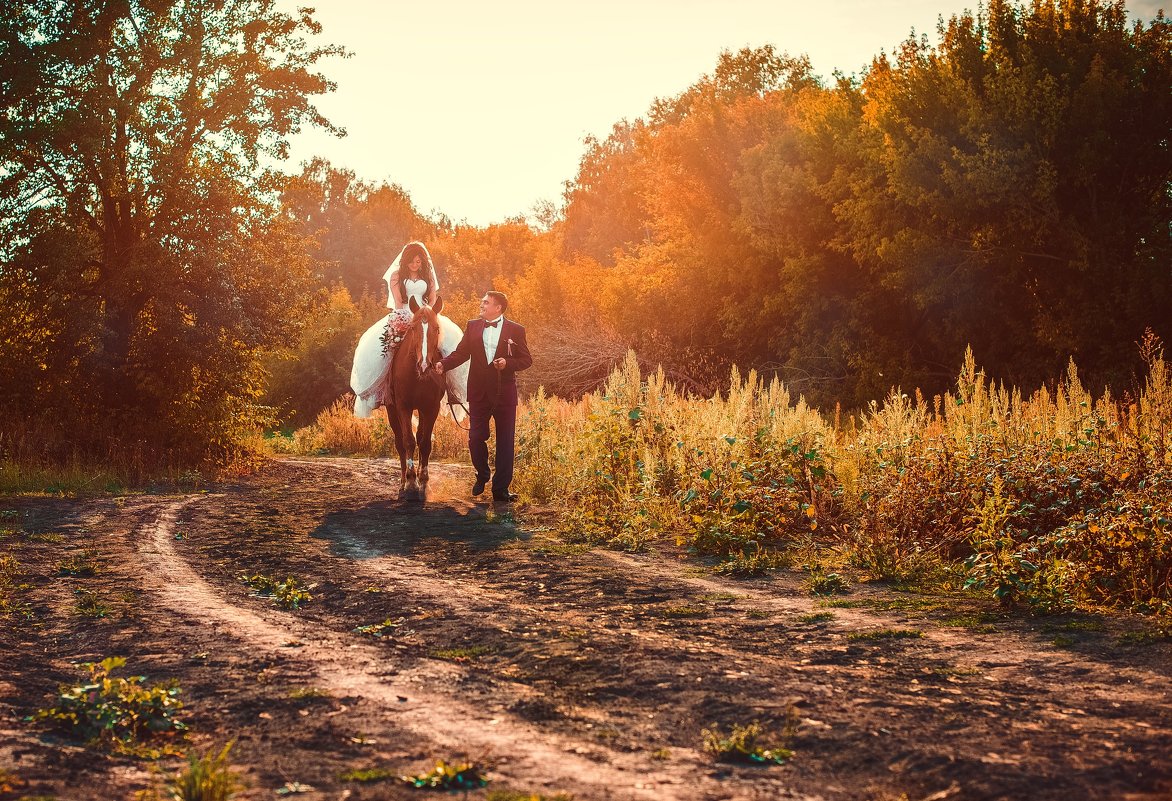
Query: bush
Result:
<box><xmin>515</xmin><ymin>342</ymin><xmax>1172</xmax><ymax>615</ymax></box>
<box><xmin>32</xmin><ymin>657</ymin><xmax>186</xmax><ymax>750</ymax></box>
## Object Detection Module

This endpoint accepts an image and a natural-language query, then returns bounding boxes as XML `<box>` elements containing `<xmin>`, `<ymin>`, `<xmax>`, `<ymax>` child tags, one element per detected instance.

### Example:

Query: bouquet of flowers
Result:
<box><xmin>379</xmin><ymin>313</ymin><xmax>411</xmax><ymax>357</ymax></box>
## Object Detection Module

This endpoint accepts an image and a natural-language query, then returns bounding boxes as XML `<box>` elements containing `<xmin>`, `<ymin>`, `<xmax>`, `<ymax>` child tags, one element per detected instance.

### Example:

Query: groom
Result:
<box><xmin>434</xmin><ymin>291</ymin><xmax>532</xmax><ymax>502</ymax></box>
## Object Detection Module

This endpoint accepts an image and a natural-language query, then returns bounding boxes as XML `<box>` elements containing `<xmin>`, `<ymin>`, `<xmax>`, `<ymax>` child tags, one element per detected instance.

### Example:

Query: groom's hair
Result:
<box><xmin>487</xmin><ymin>290</ymin><xmax>508</xmax><ymax>313</ymax></box>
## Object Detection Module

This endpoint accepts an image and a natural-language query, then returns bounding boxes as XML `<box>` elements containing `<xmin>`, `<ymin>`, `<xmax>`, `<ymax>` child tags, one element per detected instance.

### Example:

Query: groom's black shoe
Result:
<box><xmin>472</xmin><ymin>477</ymin><xmax>488</xmax><ymax>496</ymax></box>
<box><xmin>493</xmin><ymin>491</ymin><xmax>518</xmax><ymax>503</ymax></box>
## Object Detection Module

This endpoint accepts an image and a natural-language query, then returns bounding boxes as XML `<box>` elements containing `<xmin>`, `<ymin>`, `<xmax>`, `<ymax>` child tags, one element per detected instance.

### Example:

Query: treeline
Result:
<box><xmin>532</xmin><ymin>0</ymin><xmax>1171</xmax><ymax>406</ymax></box>
<box><xmin>3</xmin><ymin>0</ymin><xmax>1169</xmax><ymax>471</ymax></box>
<box><xmin>281</xmin><ymin>0</ymin><xmax>1171</xmax><ymax>422</ymax></box>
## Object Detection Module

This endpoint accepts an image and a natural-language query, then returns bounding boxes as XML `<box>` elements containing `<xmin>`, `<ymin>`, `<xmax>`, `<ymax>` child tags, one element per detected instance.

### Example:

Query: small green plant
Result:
<box><xmin>702</xmin><ymin>720</ymin><xmax>793</xmax><ymax>765</ymax></box>
<box><xmin>485</xmin><ymin>791</ymin><xmax>574</xmax><ymax>801</ymax></box>
<box><xmin>808</xmin><ymin>570</ymin><xmax>851</xmax><ymax>595</ymax></box>
<box><xmin>340</xmin><ymin>767</ymin><xmax>395</xmax><ymax>782</ymax></box>
<box><xmin>57</xmin><ymin>550</ymin><xmax>101</xmax><ymax>577</ymax></box>
<box><xmin>798</xmin><ymin>612</ymin><xmax>835</xmax><ymax>624</ymax></box>
<box><xmin>846</xmin><ymin>629</ymin><xmax>923</xmax><ymax>641</ymax></box>
<box><xmin>661</xmin><ymin>604</ymin><xmax>708</xmax><ymax>619</ymax></box>
<box><xmin>74</xmin><ymin>589</ymin><xmax>112</xmax><ymax>618</ymax></box>
<box><xmin>941</xmin><ymin>613</ymin><xmax>1000</xmax><ymax>633</ymax></box>
<box><xmin>713</xmin><ymin>548</ymin><xmax>788</xmax><ymax>577</ymax></box>
<box><xmin>431</xmin><ymin>646</ymin><xmax>493</xmax><ymax>662</ymax></box>
<box><xmin>399</xmin><ymin>759</ymin><xmax>488</xmax><ymax>790</ymax></box>
<box><xmin>354</xmin><ymin>618</ymin><xmax>407</xmax><ymax>638</ymax></box>
<box><xmin>32</xmin><ymin>657</ymin><xmax>186</xmax><ymax>750</ymax></box>
<box><xmin>237</xmin><ymin>574</ymin><xmax>312</xmax><ymax>609</ymax></box>
<box><xmin>288</xmin><ymin>687</ymin><xmax>331</xmax><ymax>701</ymax></box>
<box><xmin>169</xmin><ymin>742</ymin><xmax>242</xmax><ymax>801</ymax></box>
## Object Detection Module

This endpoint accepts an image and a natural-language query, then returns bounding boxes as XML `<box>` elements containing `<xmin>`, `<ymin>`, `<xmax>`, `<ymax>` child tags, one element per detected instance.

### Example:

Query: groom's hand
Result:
<box><xmin>493</xmin><ymin>358</ymin><xmax>507</xmax><ymax>370</ymax></box>
<box><xmin>434</xmin><ymin>362</ymin><xmax>445</xmax><ymax>375</ymax></box>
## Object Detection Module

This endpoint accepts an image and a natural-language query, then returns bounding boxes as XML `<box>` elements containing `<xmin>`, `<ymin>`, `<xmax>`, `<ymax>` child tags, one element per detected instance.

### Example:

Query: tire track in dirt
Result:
<box><xmin>593</xmin><ymin>550</ymin><xmax>1172</xmax><ymax>723</ymax></box>
<box><xmin>137</xmin><ymin>495</ymin><xmax>787</xmax><ymax>801</ymax></box>
<box><xmin>286</xmin><ymin>458</ymin><xmax>824</xmax><ymax>662</ymax></box>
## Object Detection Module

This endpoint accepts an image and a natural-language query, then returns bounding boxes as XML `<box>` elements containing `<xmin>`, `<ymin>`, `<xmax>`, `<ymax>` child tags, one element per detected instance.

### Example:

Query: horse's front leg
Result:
<box><xmin>416</xmin><ymin>400</ymin><xmax>441</xmax><ymax>486</ymax></box>
<box><xmin>384</xmin><ymin>406</ymin><xmax>408</xmax><ymax>492</ymax></box>
<box><xmin>396</xmin><ymin>406</ymin><xmax>419</xmax><ymax>494</ymax></box>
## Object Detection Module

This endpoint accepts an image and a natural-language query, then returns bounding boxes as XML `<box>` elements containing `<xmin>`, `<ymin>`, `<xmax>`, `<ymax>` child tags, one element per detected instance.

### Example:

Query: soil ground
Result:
<box><xmin>1</xmin><ymin>457</ymin><xmax>1170</xmax><ymax>801</ymax></box>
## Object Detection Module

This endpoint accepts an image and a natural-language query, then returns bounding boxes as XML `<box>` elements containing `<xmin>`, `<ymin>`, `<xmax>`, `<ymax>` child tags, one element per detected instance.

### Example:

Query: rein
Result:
<box><xmin>447</xmin><ymin>398</ymin><xmax>471</xmax><ymax>431</ymax></box>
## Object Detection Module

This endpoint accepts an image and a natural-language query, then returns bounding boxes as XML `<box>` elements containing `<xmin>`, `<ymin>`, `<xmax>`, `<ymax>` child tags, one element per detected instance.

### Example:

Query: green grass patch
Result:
<box><xmin>486</xmin><ymin>791</ymin><xmax>574</xmax><ymax>801</ymax></box>
<box><xmin>702</xmin><ymin>720</ymin><xmax>793</xmax><ymax>765</ymax></box>
<box><xmin>74</xmin><ymin>589</ymin><xmax>111</xmax><ymax>618</ymax></box>
<box><xmin>354</xmin><ymin>618</ymin><xmax>408</xmax><ymax>638</ymax></box>
<box><xmin>661</xmin><ymin>604</ymin><xmax>709</xmax><ymax>619</ymax></box>
<box><xmin>797</xmin><ymin>612</ymin><xmax>835</xmax><ymax>624</ymax></box>
<box><xmin>169</xmin><ymin>742</ymin><xmax>241</xmax><ymax>801</ymax></box>
<box><xmin>818</xmin><ymin>599</ymin><xmax>868</xmax><ymax>609</ymax></box>
<box><xmin>941</xmin><ymin>612</ymin><xmax>1001</xmax><ymax>632</ymax></box>
<box><xmin>431</xmin><ymin>645</ymin><xmax>493</xmax><ymax>662</ymax></box>
<box><xmin>531</xmin><ymin>540</ymin><xmax>590</xmax><ymax>557</ymax></box>
<box><xmin>819</xmin><ymin>595</ymin><xmax>948</xmax><ymax>613</ymax></box>
<box><xmin>288</xmin><ymin>687</ymin><xmax>331</xmax><ymax>701</ymax></box>
<box><xmin>846</xmin><ymin>628</ymin><xmax>924</xmax><ymax>642</ymax></box>
<box><xmin>1056</xmin><ymin>619</ymin><xmax>1105</xmax><ymax>632</ymax></box>
<box><xmin>1118</xmin><ymin>626</ymin><xmax>1172</xmax><ymax>646</ymax></box>
<box><xmin>57</xmin><ymin>550</ymin><xmax>101</xmax><ymax>577</ymax></box>
<box><xmin>340</xmin><ymin>767</ymin><xmax>395</xmax><ymax>782</ymax></box>
<box><xmin>701</xmin><ymin>592</ymin><xmax>741</xmax><ymax>603</ymax></box>
<box><xmin>808</xmin><ymin>571</ymin><xmax>851</xmax><ymax>596</ymax></box>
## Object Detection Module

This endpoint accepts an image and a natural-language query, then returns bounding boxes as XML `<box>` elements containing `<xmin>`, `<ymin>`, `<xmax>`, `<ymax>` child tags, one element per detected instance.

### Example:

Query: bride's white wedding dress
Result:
<box><xmin>350</xmin><ymin>273</ymin><xmax>469</xmax><ymax>422</ymax></box>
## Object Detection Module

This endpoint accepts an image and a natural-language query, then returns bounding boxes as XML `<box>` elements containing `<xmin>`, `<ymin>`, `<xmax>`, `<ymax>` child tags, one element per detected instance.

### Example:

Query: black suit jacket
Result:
<box><xmin>440</xmin><ymin>318</ymin><xmax>532</xmax><ymax>405</ymax></box>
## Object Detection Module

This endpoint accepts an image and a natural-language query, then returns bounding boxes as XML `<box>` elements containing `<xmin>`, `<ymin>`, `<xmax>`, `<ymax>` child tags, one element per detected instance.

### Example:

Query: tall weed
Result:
<box><xmin>515</xmin><ymin>343</ymin><xmax>1172</xmax><ymax>614</ymax></box>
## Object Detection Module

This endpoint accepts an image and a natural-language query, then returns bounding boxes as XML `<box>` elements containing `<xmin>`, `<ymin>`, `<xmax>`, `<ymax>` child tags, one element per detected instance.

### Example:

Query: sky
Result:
<box><xmin>276</xmin><ymin>0</ymin><xmax>1166</xmax><ymax>227</ymax></box>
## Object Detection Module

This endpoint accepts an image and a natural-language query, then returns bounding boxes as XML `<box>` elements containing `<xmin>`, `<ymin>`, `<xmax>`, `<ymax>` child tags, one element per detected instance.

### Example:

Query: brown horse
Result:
<box><xmin>388</xmin><ymin>296</ymin><xmax>447</xmax><ymax>498</ymax></box>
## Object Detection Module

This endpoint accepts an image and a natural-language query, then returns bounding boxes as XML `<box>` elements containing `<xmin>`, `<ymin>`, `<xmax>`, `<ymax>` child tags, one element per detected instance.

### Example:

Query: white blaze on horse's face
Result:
<box><xmin>419</xmin><ymin>319</ymin><xmax>430</xmax><ymax>371</ymax></box>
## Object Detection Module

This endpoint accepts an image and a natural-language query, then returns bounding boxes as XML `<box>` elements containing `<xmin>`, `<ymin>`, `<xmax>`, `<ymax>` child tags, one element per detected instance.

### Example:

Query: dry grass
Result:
<box><xmin>273</xmin><ymin>395</ymin><xmax>469</xmax><ymax>463</ymax></box>
<box><xmin>511</xmin><ymin>342</ymin><xmax>1172</xmax><ymax>614</ymax></box>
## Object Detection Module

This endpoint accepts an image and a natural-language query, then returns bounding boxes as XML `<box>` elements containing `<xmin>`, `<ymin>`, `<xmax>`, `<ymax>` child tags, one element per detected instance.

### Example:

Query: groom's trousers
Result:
<box><xmin>468</xmin><ymin>398</ymin><xmax>517</xmax><ymax>495</ymax></box>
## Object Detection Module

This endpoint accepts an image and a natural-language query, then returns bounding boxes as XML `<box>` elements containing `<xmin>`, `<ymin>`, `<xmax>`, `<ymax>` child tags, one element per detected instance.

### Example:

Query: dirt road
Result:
<box><xmin>1</xmin><ymin>457</ymin><xmax>1170</xmax><ymax>800</ymax></box>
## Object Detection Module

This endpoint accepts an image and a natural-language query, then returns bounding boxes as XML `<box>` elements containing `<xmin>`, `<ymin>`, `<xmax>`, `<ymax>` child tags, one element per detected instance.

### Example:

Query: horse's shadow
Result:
<box><xmin>309</xmin><ymin>495</ymin><xmax>528</xmax><ymax>561</ymax></box>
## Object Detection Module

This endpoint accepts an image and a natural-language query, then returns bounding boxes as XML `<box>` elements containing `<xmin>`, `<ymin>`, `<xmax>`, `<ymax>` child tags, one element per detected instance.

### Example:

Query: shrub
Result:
<box><xmin>238</xmin><ymin>574</ymin><xmax>312</xmax><ymax>609</ymax></box>
<box><xmin>32</xmin><ymin>657</ymin><xmax>186</xmax><ymax>750</ymax></box>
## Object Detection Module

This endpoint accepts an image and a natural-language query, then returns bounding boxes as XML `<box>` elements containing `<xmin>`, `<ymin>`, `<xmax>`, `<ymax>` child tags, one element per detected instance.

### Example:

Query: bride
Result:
<box><xmin>350</xmin><ymin>241</ymin><xmax>469</xmax><ymax>421</ymax></box>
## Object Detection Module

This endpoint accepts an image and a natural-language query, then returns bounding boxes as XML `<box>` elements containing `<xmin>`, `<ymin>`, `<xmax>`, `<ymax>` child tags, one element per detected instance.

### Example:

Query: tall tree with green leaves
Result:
<box><xmin>0</xmin><ymin>0</ymin><xmax>343</xmax><ymax>464</ymax></box>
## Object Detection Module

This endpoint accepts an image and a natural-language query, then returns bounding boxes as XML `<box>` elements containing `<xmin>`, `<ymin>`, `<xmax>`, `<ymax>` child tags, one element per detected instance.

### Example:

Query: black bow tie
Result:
<box><xmin>484</xmin><ymin>320</ymin><xmax>499</xmax><ymax>328</ymax></box>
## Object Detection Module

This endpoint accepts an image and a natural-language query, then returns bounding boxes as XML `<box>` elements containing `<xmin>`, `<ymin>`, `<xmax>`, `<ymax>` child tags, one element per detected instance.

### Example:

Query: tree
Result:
<box><xmin>280</xmin><ymin>157</ymin><xmax>435</xmax><ymax>299</ymax></box>
<box><xmin>0</xmin><ymin>0</ymin><xmax>343</xmax><ymax>464</ymax></box>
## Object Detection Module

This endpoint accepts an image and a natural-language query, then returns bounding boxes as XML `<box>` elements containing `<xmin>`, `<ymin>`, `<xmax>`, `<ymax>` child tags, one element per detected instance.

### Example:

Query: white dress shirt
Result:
<box><xmin>482</xmin><ymin>316</ymin><xmax>503</xmax><ymax>364</ymax></box>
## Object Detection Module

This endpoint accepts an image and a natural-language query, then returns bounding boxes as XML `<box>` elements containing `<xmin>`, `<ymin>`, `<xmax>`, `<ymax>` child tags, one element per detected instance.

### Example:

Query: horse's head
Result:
<box><xmin>407</xmin><ymin>295</ymin><xmax>444</xmax><ymax>376</ymax></box>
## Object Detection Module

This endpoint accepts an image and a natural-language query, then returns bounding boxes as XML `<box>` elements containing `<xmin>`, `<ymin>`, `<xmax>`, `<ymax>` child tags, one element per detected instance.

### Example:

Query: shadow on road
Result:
<box><xmin>308</xmin><ymin>466</ymin><xmax>529</xmax><ymax>559</ymax></box>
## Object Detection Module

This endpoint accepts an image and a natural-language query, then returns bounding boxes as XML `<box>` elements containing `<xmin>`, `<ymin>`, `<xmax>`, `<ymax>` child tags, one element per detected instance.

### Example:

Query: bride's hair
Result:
<box><xmin>397</xmin><ymin>241</ymin><xmax>434</xmax><ymax>292</ymax></box>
